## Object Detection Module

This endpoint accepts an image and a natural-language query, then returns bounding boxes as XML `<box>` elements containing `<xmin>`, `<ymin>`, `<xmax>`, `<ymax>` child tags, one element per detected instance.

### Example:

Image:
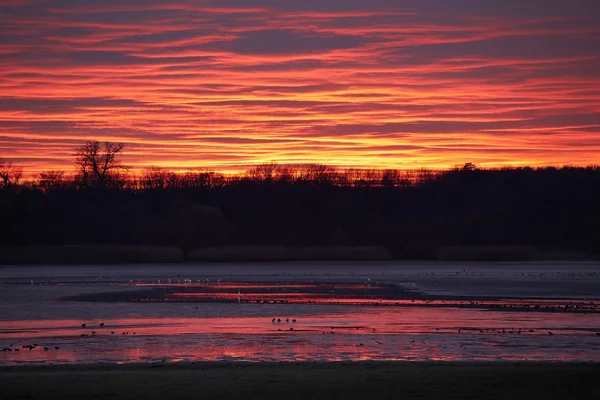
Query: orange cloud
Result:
<box><xmin>0</xmin><ymin>0</ymin><xmax>599</xmax><ymax>176</ymax></box>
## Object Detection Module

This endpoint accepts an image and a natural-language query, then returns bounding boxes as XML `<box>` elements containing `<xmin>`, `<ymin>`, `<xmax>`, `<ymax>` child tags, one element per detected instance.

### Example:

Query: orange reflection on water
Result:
<box><xmin>165</xmin><ymin>292</ymin><xmax>599</xmax><ymax>311</ymax></box>
<box><xmin>2</xmin><ymin>306</ymin><xmax>599</xmax><ymax>364</ymax></box>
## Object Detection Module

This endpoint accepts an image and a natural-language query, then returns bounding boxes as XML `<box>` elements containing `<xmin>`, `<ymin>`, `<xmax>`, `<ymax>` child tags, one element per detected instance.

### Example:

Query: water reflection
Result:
<box><xmin>1</xmin><ymin>307</ymin><xmax>599</xmax><ymax>365</ymax></box>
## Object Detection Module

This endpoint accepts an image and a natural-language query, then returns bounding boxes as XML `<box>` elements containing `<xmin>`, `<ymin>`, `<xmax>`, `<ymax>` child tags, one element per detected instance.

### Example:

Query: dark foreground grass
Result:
<box><xmin>188</xmin><ymin>245</ymin><xmax>391</xmax><ymax>262</ymax></box>
<box><xmin>438</xmin><ymin>246</ymin><xmax>595</xmax><ymax>262</ymax></box>
<box><xmin>0</xmin><ymin>245</ymin><xmax>185</xmax><ymax>264</ymax></box>
<box><xmin>0</xmin><ymin>362</ymin><xmax>598</xmax><ymax>400</ymax></box>
<box><xmin>438</xmin><ymin>246</ymin><xmax>542</xmax><ymax>261</ymax></box>
<box><xmin>0</xmin><ymin>245</ymin><xmax>391</xmax><ymax>264</ymax></box>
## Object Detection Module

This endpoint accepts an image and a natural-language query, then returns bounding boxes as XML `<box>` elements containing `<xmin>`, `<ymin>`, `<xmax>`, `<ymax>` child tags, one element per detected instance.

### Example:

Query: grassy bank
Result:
<box><xmin>0</xmin><ymin>245</ymin><xmax>185</xmax><ymax>264</ymax></box>
<box><xmin>438</xmin><ymin>246</ymin><xmax>595</xmax><ymax>262</ymax></box>
<box><xmin>438</xmin><ymin>246</ymin><xmax>541</xmax><ymax>261</ymax></box>
<box><xmin>188</xmin><ymin>245</ymin><xmax>391</xmax><ymax>262</ymax></box>
<box><xmin>0</xmin><ymin>244</ymin><xmax>592</xmax><ymax>265</ymax></box>
<box><xmin>0</xmin><ymin>245</ymin><xmax>391</xmax><ymax>265</ymax></box>
<box><xmin>0</xmin><ymin>362</ymin><xmax>597</xmax><ymax>400</ymax></box>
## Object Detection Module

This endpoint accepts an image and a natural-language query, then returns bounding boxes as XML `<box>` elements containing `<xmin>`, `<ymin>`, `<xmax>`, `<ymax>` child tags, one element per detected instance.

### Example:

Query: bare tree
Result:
<box><xmin>462</xmin><ymin>162</ymin><xmax>478</xmax><ymax>171</ymax></box>
<box><xmin>381</xmin><ymin>169</ymin><xmax>401</xmax><ymax>188</ymax></box>
<box><xmin>37</xmin><ymin>170</ymin><xmax>65</xmax><ymax>191</ymax></box>
<box><xmin>0</xmin><ymin>158</ymin><xmax>23</xmax><ymax>188</ymax></box>
<box><xmin>74</xmin><ymin>141</ymin><xmax>126</xmax><ymax>188</ymax></box>
<box><xmin>140</xmin><ymin>166</ymin><xmax>172</xmax><ymax>190</ymax></box>
<box><xmin>248</xmin><ymin>162</ymin><xmax>278</xmax><ymax>181</ymax></box>
<box><xmin>302</xmin><ymin>164</ymin><xmax>334</xmax><ymax>184</ymax></box>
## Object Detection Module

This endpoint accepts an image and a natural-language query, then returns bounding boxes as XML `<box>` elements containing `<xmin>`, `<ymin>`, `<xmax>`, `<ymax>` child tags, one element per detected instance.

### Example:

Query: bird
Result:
<box><xmin>99</xmin><ymin>322</ymin><xmax>104</xmax><ymax>327</ymax></box>
<box><xmin>277</xmin><ymin>318</ymin><xmax>281</xmax><ymax>323</ymax></box>
<box><xmin>272</xmin><ymin>318</ymin><xmax>276</xmax><ymax>323</ymax></box>
<box><xmin>81</xmin><ymin>323</ymin><xmax>86</xmax><ymax>328</ymax></box>
<box><xmin>286</xmin><ymin>318</ymin><xmax>289</xmax><ymax>323</ymax></box>
<box><xmin>292</xmin><ymin>319</ymin><xmax>296</xmax><ymax>323</ymax></box>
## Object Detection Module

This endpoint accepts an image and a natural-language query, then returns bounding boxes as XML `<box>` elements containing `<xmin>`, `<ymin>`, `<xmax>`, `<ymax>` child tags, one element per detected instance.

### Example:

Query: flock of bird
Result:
<box><xmin>3</xmin><ymin>269</ymin><xmax>599</xmax><ymax>362</ymax></box>
<box><xmin>272</xmin><ymin>317</ymin><xmax>297</xmax><ymax>323</ymax></box>
<box><xmin>2</xmin><ymin>344</ymin><xmax>60</xmax><ymax>352</ymax></box>
<box><xmin>271</xmin><ymin>317</ymin><xmax>297</xmax><ymax>331</ymax></box>
<box><xmin>79</xmin><ymin>322</ymin><xmax>138</xmax><ymax>337</ymax></box>
<box><xmin>3</xmin><ymin>316</ymin><xmax>599</xmax><ymax>357</ymax></box>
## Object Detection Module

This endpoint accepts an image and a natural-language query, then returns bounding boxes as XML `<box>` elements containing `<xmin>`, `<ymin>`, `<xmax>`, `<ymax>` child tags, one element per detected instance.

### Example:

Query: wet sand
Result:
<box><xmin>2</xmin><ymin>261</ymin><xmax>600</xmax><ymax>298</ymax></box>
<box><xmin>1</xmin><ymin>362</ymin><xmax>598</xmax><ymax>400</ymax></box>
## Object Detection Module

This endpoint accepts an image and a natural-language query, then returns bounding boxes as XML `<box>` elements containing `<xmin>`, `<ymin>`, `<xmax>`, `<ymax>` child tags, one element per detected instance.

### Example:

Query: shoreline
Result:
<box><xmin>59</xmin><ymin>284</ymin><xmax>600</xmax><ymax>305</ymax></box>
<box><xmin>1</xmin><ymin>245</ymin><xmax>596</xmax><ymax>265</ymax></box>
<box><xmin>2</xmin><ymin>259</ymin><xmax>600</xmax><ymax>268</ymax></box>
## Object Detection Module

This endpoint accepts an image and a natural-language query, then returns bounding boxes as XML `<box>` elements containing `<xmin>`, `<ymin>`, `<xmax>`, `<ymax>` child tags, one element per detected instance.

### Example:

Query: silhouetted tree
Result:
<box><xmin>1</xmin><ymin>161</ymin><xmax>599</xmax><ymax>259</ymax></box>
<box><xmin>74</xmin><ymin>141</ymin><xmax>126</xmax><ymax>188</ymax></box>
<box><xmin>248</xmin><ymin>162</ymin><xmax>278</xmax><ymax>181</ymax></box>
<box><xmin>37</xmin><ymin>171</ymin><xmax>65</xmax><ymax>191</ymax></box>
<box><xmin>0</xmin><ymin>158</ymin><xmax>23</xmax><ymax>188</ymax></box>
<box><xmin>462</xmin><ymin>162</ymin><xmax>478</xmax><ymax>171</ymax></box>
<box><xmin>302</xmin><ymin>164</ymin><xmax>334</xmax><ymax>184</ymax></box>
<box><xmin>140</xmin><ymin>166</ymin><xmax>176</xmax><ymax>190</ymax></box>
<box><xmin>381</xmin><ymin>169</ymin><xmax>401</xmax><ymax>188</ymax></box>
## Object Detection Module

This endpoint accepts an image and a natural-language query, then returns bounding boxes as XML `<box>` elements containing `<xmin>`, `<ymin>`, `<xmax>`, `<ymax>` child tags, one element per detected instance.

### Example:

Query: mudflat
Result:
<box><xmin>1</xmin><ymin>262</ymin><xmax>600</xmax><ymax>364</ymax></box>
<box><xmin>1</xmin><ymin>362</ymin><xmax>598</xmax><ymax>400</ymax></box>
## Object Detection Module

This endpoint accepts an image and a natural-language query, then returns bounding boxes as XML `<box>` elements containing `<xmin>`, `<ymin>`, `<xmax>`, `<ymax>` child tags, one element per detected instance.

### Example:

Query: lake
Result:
<box><xmin>1</xmin><ymin>262</ymin><xmax>599</xmax><ymax>364</ymax></box>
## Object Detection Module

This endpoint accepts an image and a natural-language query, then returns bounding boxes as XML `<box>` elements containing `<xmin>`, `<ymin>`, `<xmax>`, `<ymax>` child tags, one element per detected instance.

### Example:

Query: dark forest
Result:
<box><xmin>1</xmin><ymin>143</ymin><xmax>599</xmax><ymax>262</ymax></box>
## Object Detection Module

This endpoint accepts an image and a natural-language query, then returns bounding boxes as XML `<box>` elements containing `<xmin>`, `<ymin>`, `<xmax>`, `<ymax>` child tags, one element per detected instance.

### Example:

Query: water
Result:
<box><xmin>1</xmin><ymin>262</ymin><xmax>599</xmax><ymax>365</ymax></box>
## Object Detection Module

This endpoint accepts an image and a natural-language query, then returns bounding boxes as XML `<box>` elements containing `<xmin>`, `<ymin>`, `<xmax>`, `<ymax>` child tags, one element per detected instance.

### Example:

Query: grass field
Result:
<box><xmin>0</xmin><ymin>244</ymin><xmax>592</xmax><ymax>265</ymax></box>
<box><xmin>0</xmin><ymin>245</ymin><xmax>391</xmax><ymax>264</ymax></box>
<box><xmin>0</xmin><ymin>362</ymin><xmax>597</xmax><ymax>400</ymax></box>
<box><xmin>438</xmin><ymin>245</ymin><xmax>541</xmax><ymax>261</ymax></box>
<box><xmin>0</xmin><ymin>245</ymin><xmax>185</xmax><ymax>264</ymax></box>
<box><xmin>188</xmin><ymin>245</ymin><xmax>391</xmax><ymax>262</ymax></box>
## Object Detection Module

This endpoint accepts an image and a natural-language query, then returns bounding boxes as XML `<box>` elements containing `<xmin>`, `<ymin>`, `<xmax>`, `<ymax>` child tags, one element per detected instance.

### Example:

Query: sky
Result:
<box><xmin>1</xmin><ymin>0</ymin><xmax>599</xmax><ymax>175</ymax></box>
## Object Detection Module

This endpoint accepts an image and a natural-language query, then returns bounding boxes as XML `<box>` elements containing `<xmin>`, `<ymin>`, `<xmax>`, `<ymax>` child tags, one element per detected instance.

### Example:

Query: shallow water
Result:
<box><xmin>1</xmin><ymin>263</ymin><xmax>599</xmax><ymax>364</ymax></box>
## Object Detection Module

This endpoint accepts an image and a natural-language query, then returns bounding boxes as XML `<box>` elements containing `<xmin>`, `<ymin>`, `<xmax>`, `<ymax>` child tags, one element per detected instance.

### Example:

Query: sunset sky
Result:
<box><xmin>1</xmin><ymin>0</ymin><xmax>599</xmax><ymax>175</ymax></box>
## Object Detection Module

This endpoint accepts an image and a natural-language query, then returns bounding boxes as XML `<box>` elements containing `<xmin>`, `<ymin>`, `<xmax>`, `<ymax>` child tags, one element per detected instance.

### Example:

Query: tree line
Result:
<box><xmin>2</xmin><ymin>141</ymin><xmax>444</xmax><ymax>190</ymax></box>
<box><xmin>1</xmin><ymin>141</ymin><xmax>599</xmax><ymax>259</ymax></box>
